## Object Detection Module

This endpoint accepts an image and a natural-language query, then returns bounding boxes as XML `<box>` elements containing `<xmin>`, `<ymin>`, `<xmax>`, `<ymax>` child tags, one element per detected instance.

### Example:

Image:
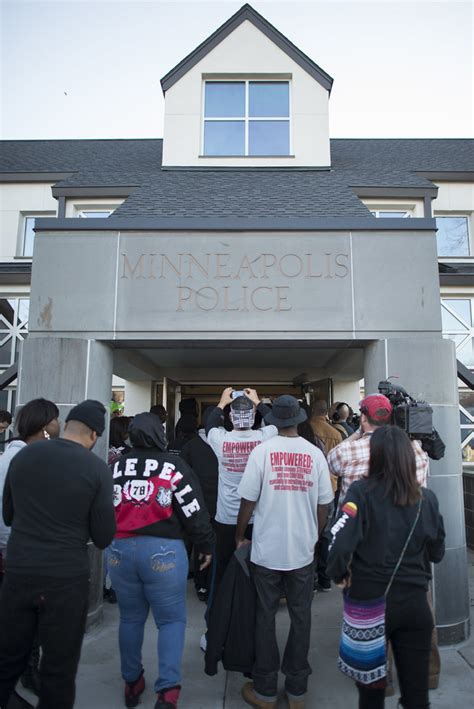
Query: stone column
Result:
<box><xmin>17</xmin><ymin>336</ymin><xmax>114</xmax><ymax>628</ymax></box>
<box><xmin>364</xmin><ymin>337</ymin><xmax>470</xmax><ymax>644</ymax></box>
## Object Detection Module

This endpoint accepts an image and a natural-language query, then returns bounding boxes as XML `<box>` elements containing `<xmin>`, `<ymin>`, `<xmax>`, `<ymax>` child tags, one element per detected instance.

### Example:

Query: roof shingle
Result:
<box><xmin>0</xmin><ymin>138</ymin><xmax>472</xmax><ymax>219</ymax></box>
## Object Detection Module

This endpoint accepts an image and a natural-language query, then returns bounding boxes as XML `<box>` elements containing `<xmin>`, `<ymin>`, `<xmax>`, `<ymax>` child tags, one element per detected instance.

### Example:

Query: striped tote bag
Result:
<box><xmin>338</xmin><ymin>592</ymin><xmax>387</xmax><ymax>684</ymax></box>
<box><xmin>338</xmin><ymin>498</ymin><xmax>422</xmax><ymax>684</ymax></box>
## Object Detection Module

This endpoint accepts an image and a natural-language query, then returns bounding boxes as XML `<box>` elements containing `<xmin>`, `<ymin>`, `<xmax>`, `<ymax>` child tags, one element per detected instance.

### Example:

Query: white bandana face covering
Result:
<box><xmin>230</xmin><ymin>408</ymin><xmax>255</xmax><ymax>429</ymax></box>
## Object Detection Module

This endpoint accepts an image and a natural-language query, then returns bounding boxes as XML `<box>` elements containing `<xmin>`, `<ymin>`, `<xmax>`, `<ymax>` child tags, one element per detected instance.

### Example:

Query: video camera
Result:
<box><xmin>377</xmin><ymin>380</ymin><xmax>445</xmax><ymax>460</ymax></box>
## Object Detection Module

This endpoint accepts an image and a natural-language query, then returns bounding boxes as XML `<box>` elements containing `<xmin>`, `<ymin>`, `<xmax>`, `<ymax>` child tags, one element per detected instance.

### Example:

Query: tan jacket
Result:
<box><xmin>310</xmin><ymin>416</ymin><xmax>343</xmax><ymax>454</ymax></box>
<box><xmin>331</xmin><ymin>422</ymin><xmax>349</xmax><ymax>440</ymax></box>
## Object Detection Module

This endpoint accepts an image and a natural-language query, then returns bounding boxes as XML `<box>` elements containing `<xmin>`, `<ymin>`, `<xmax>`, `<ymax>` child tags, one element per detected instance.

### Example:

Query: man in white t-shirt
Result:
<box><xmin>236</xmin><ymin>396</ymin><xmax>333</xmax><ymax>709</ymax></box>
<box><xmin>205</xmin><ymin>387</ymin><xmax>277</xmax><ymax>587</ymax></box>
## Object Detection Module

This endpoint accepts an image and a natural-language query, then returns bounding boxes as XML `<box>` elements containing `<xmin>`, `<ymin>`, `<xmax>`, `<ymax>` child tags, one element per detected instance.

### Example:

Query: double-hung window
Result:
<box><xmin>21</xmin><ymin>213</ymin><xmax>56</xmax><ymax>257</ymax></box>
<box><xmin>436</xmin><ymin>216</ymin><xmax>470</xmax><ymax>257</ymax></box>
<box><xmin>203</xmin><ymin>80</ymin><xmax>290</xmax><ymax>156</ymax></box>
<box><xmin>23</xmin><ymin>216</ymin><xmax>37</xmax><ymax>257</ymax></box>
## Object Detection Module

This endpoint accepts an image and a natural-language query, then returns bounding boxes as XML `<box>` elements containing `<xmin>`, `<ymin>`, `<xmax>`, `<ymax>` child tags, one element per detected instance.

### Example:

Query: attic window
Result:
<box><xmin>203</xmin><ymin>81</ymin><xmax>290</xmax><ymax>157</ymax></box>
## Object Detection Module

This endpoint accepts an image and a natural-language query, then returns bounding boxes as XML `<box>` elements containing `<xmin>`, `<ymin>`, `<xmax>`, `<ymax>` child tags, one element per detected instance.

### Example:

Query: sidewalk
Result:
<box><xmin>33</xmin><ymin>552</ymin><xmax>474</xmax><ymax>707</ymax></box>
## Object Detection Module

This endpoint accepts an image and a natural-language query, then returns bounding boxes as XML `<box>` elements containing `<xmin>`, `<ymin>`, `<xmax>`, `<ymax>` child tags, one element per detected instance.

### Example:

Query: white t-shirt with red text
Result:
<box><xmin>207</xmin><ymin>426</ymin><xmax>277</xmax><ymax>524</ymax></box>
<box><xmin>238</xmin><ymin>435</ymin><xmax>334</xmax><ymax>570</ymax></box>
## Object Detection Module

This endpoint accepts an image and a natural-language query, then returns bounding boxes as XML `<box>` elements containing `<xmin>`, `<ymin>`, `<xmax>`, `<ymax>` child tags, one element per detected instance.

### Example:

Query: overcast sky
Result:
<box><xmin>1</xmin><ymin>0</ymin><xmax>473</xmax><ymax>140</ymax></box>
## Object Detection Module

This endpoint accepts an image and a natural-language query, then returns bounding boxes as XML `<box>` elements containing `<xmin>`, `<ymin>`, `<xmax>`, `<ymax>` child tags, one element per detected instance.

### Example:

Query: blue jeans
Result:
<box><xmin>108</xmin><ymin>536</ymin><xmax>188</xmax><ymax>692</ymax></box>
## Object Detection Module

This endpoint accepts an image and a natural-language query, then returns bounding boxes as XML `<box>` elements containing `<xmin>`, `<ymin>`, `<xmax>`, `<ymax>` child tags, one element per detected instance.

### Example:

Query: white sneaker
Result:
<box><xmin>200</xmin><ymin>633</ymin><xmax>207</xmax><ymax>653</ymax></box>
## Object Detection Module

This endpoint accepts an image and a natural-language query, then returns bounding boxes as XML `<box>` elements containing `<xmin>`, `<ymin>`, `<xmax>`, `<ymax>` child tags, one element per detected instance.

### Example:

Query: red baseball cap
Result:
<box><xmin>359</xmin><ymin>394</ymin><xmax>393</xmax><ymax>424</ymax></box>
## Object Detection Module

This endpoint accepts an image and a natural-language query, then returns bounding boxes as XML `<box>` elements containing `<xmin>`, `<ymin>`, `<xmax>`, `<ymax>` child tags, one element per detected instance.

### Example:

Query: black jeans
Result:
<box><xmin>214</xmin><ymin>521</ymin><xmax>253</xmax><ymax>590</ymax></box>
<box><xmin>315</xmin><ymin>501</ymin><xmax>335</xmax><ymax>585</ymax></box>
<box><xmin>193</xmin><ymin>519</ymin><xmax>216</xmax><ymax>595</ymax></box>
<box><xmin>0</xmin><ymin>572</ymin><xmax>89</xmax><ymax>709</ymax></box>
<box><xmin>252</xmin><ymin>561</ymin><xmax>314</xmax><ymax>700</ymax></box>
<box><xmin>356</xmin><ymin>586</ymin><xmax>433</xmax><ymax>709</ymax></box>
<box><xmin>193</xmin><ymin>545</ymin><xmax>211</xmax><ymax>593</ymax></box>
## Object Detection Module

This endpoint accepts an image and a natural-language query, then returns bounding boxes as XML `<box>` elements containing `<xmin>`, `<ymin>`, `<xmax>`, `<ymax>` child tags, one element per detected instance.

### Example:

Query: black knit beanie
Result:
<box><xmin>66</xmin><ymin>399</ymin><xmax>106</xmax><ymax>436</ymax></box>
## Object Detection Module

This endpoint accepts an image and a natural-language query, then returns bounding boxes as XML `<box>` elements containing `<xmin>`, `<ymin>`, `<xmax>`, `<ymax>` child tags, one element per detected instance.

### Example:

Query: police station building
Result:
<box><xmin>0</xmin><ymin>4</ymin><xmax>472</xmax><ymax>639</ymax></box>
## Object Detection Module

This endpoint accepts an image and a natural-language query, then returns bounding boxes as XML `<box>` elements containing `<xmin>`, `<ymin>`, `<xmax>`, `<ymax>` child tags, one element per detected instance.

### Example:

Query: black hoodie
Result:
<box><xmin>181</xmin><ymin>431</ymin><xmax>218</xmax><ymax>518</ymax></box>
<box><xmin>111</xmin><ymin>413</ymin><xmax>215</xmax><ymax>554</ymax></box>
<box><xmin>327</xmin><ymin>478</ymin><xmax>445</xmax><ymax>595</ymax></box>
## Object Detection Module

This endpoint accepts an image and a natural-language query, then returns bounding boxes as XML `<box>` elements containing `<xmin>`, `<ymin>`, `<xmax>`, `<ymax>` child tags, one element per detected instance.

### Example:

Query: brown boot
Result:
<box><xmin>241</xmin><ymin>682</ymin><xmax>277</xmax><ymax>708</ymax></box>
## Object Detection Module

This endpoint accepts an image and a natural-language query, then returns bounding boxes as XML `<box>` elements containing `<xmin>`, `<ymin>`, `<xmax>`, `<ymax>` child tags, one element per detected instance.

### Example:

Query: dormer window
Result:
<box><xmin>203</xmin><ymin>80</ymin><xmax>290</xmax><ymax>157</ymax></box>
<box><xmin>161</xmin><ymin>4</ymin><xmax>332</xmax><ymax>167</ymax></box>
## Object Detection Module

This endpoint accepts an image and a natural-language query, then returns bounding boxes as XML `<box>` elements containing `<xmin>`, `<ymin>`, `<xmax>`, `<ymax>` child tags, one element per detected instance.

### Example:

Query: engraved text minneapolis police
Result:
<box><xmin>120</xmin><ymin>251</ymin><xmax>349</xmax><ymax>313</ymax></box>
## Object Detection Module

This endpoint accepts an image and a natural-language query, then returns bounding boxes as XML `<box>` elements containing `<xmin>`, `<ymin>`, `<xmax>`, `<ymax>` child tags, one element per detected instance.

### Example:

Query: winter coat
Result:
<box><xmin>205</xmin><ymin>544</ymin><xmax>256</xmax><ymax>676</ymax></box>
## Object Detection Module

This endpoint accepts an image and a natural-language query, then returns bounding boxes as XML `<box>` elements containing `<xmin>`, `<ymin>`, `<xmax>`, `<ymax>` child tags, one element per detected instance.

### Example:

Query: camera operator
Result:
<box><xmin>327</xmin><ymin>394</ymin><xmax>428</xmax><ymax>510</ymax></box>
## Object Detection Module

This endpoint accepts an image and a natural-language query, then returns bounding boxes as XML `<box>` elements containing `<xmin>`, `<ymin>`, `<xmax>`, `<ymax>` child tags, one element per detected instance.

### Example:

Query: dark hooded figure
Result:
<box><xmin>108</xmin><ymin>413</ymin><xmax>215</xmax><ymax>709</ymax></box>
<box><xmin>168</xmin><ymin>414</ymin><xmax>198</xmax><ymax>456</ymax></box>
<box><xmin>180</xmin><ymin>408</ymin><xmax>219</xmax><ymax>602</ymax></box>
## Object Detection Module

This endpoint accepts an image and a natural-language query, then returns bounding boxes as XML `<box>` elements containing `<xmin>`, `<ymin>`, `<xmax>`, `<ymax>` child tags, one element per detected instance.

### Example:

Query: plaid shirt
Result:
<box><xmin>327</xmin><ymin>432</ymin><xmax>429</xmax><ymax>504</ymax></box>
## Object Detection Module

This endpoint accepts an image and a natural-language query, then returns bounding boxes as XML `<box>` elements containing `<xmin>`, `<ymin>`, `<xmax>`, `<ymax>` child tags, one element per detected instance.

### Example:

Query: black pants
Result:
<box><xmin>252</xmin><ymin>561</ymin><xmax>314</xmax><ymax>700</ymax></box>
<box><xmin>315</xmin><ymin>501</ymin><xmax>335</xmax><ymax>585</ymax></box>
<box><xmin>0</xmin><ymin>572</ymin><xmax>89</xmax><ymax>709</ymax></box>
<box><xmin>193</xmin><ymin>545</ymin><xmax>211</xmax><ymax>593</ymax></box>
<box><xmin>356</xmin><ymin>587</ymin><xmax>433</xmax><ymax>709</ymax></box>
<box><xmin>214</xmin><ymin>521</ymin><xmax>253</xmax><ymax>590</ymax></box>
<box><xmin>193</xmin><ymin>519</ymin><xmax>216</xmax><ymax>596</ymax></box>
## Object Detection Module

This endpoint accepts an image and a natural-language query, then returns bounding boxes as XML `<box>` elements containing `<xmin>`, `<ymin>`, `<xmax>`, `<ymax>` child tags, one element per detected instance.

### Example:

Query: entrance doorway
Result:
<box><xmin>112</xmin><ymin>339</ymin><xmax>365</xmax><ymax>427</ymax></box>
<box><xmin>154</xmin><ymin>377</ymin><xmax>334</xmax><ymax>438</ymax></box>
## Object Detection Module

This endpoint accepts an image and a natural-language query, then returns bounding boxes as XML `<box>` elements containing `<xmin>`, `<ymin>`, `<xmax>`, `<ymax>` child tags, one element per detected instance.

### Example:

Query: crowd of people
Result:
<box><xmin>0</xmin><ymin>387</ymin><xmax>445</xmax><ymax>709</ymax></box>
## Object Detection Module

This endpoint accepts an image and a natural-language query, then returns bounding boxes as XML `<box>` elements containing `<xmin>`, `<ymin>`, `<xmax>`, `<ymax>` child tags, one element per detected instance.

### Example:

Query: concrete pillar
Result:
<box><xmin>17</xmin><ymin>337</ymin><xmax>114</xmax><ymax>628</ymax></box>
<box><xmin>123</xmin><ymin>379</ymin><xmax>153</xmax><ymax>416</ymax></box>
<box><xmin>364</xmin><ymin>337</ymin><xmax>470</xmax><ymax>644</ymax></box>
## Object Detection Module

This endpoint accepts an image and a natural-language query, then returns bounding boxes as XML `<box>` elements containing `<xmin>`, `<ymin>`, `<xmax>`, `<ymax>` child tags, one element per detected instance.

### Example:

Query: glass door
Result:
<box><xmin>302</xmin><ymin>378</ymin><xmax>333</xmax><ymax>409</ymax></box>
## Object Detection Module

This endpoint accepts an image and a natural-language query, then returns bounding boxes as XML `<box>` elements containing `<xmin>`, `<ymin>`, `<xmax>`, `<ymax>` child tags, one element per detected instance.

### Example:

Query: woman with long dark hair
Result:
<box><xmin>327</xmin><ymin>426</ymin><xmax>445</xmax><ymax>709</ymax></box>
<box><xmin>297</xmin><ymin>411</ymin><xmax>325</xmax><ymax>453</ymax></box>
